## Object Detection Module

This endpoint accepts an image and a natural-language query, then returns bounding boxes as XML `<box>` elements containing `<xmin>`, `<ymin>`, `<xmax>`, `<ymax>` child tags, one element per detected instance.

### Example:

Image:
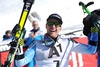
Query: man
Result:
<box><xmin>3</xmin><ymin>30</ymin><xmax>12</xmax><ymax>41</ymax></box>
<box><xmin>24</xmin><ymin>15</ymin><xmax>43</xmax><ymax>67</ymax></box>
<box><xmin>10</xmin><ymin>13</ymin><xmax>98</xmax><ymax>67</ymax></box>
<box><xmin>25</xmin><ymin>20</ymin><xmax>43</xmax><ymax>46</ymax></box>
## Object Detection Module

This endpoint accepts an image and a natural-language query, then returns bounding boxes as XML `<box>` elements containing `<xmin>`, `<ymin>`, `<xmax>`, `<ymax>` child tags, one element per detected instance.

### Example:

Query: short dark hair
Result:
<box><xmin>5</xmin><ymin>30</ymin><xmax>11</xmax><ymax>35</ymax></box>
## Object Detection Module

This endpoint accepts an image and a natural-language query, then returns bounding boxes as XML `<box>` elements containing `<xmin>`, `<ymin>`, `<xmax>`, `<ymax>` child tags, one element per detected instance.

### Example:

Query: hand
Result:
<box><xmin>83</xmin><ymin>11</ymin><xmax>100</xmax><ymax>36</ymax></box>
<box><xmin>88</xmin><ymin>26</ymin><xmax>98</xmax><ymax>46</ymax></box>
<box><xmin>30</xmin><ymin>32</ymin><xmax>36</xmax><ymax>38</ymax></box>
<box><xmin>10</xmin><ymin>41</ymin><xmax>17</xmax><ymax>48</ymax></box>
<box><xmin>83</xmin><ymin>15</ymin><xmax>94</xmax><ymax>36</ymax></box>
<box><xmin>9</xmin><ymin>41</ymin><xmax>24</xmax><ymax>60</ymax></box>
<box><xmin>8</xmin><ymin>41</ymin><xmax>18</xmax><ymax>56</ymax></box>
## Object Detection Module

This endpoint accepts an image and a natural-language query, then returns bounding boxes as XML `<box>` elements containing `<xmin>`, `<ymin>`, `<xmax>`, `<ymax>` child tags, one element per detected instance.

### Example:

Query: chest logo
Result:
<box><xmin>48</xmin><ymin>44</ymin><xmax>62</xmax><ymax>58</ymax></box>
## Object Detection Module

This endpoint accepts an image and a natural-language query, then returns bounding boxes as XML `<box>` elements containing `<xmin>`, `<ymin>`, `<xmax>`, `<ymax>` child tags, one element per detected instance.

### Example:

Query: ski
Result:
<box><xmin>79</xmin><ymin>1</ymin><xmax>100</xmax><ymax>27</ymax></box>
<box><xmin>3</xmin><ymin>0</ymin><xmax>35</xmax><ymax>67</ymax></box>
<box><xmin>79</xmin><ymin>1</ymin><xmax>94</xmax><ymax>15</ymax></box>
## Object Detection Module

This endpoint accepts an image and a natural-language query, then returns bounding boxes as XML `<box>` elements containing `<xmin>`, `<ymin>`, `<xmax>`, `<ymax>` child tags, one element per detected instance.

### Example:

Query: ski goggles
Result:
<box><xmin>47</xmin><ymin>21</ymin><xmax>61</xmax><ymax>27</ymax></box>
<box><xmin>44</xmin><ymin>34</ymin><xmax>55</xmax><ymax>47</ymax></box>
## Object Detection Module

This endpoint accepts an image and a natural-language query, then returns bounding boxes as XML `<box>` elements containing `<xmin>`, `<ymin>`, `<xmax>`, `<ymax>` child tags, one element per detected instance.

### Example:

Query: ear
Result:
<box><xmin>59</xmin><ymin>26</ymin><xmax>62</xmax><ymax>31</ymax></box>
<box><xmin>46</xmin><ymin>24</ymin><xmax>47</xmax><ymax>29</ymax></box>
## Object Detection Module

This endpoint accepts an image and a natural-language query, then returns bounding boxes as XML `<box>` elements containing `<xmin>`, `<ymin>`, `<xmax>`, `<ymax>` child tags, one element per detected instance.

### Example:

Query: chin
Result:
<box><xmin>49</xmin><ymin>32</ymin><xmax>57</xmax><ymax>38</ymax></box>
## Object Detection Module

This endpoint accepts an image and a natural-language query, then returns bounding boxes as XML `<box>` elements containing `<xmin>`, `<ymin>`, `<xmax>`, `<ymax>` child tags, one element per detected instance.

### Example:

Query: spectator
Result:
<box><xmin>25</xmin><ymin>13</ymin><xmax>44</xmax><ymax>46</ymax></box>
<box><xmin>3</xmin><ymin>30</ymin><xmax>12</xmax><ymax>41</ymax></box>
<box><xmin>24</xmin><ymin>13</ymin><xmax>43</xmax><ymax>67</ymax></box>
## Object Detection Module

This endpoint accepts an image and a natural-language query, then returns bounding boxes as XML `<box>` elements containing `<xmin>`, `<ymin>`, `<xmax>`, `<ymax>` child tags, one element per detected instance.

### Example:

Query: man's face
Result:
<box><xmin>32</xmin><ymin>21</ymin><xmax>39</xmax><ymax>30</ymax></box>
<box><xmin>7</xmin><ymin>33</ymin><xmax>12</xmax><ymax>37</ymax></box>
<box><xmin>46</xmin><ymin>18</ymin><xmax>62</xmax><ymax>38</ymax></box>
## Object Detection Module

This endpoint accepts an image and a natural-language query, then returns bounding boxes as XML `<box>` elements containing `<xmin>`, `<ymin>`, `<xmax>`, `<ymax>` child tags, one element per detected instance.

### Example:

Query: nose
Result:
<box><xmin>51</xmin><ymin>24</ymin><xmax>56</xmax><ymax>27</ymax></box>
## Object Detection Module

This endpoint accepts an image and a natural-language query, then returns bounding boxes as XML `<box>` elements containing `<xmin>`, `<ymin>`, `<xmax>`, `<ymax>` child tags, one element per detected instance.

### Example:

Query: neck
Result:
<box><xmin>31</xmin><ymin>27</ymin><xmax>40</xmax><ymax>34</ymax></box>
<box><xmin>46</xmin><ymin>33</ymin><xmax>58</xmax><ymax>42</ymax></box>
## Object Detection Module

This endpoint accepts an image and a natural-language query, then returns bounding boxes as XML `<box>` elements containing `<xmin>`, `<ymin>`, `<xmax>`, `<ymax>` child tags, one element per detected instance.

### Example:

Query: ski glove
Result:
<box><xmin>88</xmin><ymin>26</ymin><xmax>98</xmax><ymax>46</ymax></box>
<box><xmin>10</xmin><ymin>41</ymin><xmax>24</xmax><ymax>60</ymax></box>
<box><xmin>83</xmin><ymin>12</ymin><xmax>100</xmax><ymax>36</ymax></box>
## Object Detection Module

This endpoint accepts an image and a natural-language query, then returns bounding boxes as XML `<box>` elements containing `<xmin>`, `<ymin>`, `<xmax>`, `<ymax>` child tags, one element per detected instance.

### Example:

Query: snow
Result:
<box><xmin>0</xmin><ymin>0</ymin><xmax>100</xmax><ymax>41</ymax></box>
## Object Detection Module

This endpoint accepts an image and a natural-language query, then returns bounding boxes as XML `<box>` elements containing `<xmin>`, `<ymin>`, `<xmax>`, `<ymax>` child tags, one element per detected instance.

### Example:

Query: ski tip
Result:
<box><xmin>85</xmin><ymin>1</ymin><xmax>94</xmax><ymax>7</ymax></box>
<box><xmin>79</xmin><ymin>1</ymin><xmax>84</xmax><ymax>6</ymax></box>
<box><xmin>23</xmin><ymin>0</ymin><xmax>35</xmax><ymax>4</ymax></box>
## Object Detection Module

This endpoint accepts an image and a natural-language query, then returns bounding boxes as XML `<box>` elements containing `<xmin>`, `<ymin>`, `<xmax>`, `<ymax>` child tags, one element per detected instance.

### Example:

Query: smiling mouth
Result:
<box><xmin>50</xmin><ymin>31</ymin><xmax>55</xmax><ymax>32</ymax></box>
<box><xmin>49</xmin><ymin>28</ymin><xmax>57</xmax><ymax>32</ymax></box>
<box><xmin>50</xmin><ymin>29</ymin><xmax>56</xmax><ymax>32</ymax></box>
